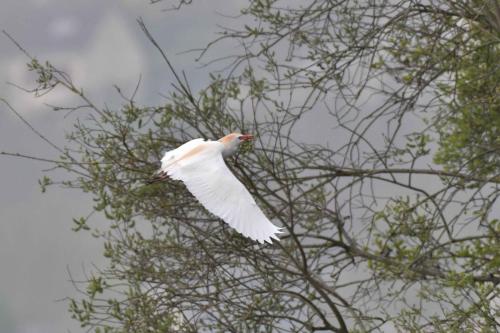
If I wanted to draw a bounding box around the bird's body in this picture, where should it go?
[151,133,282,244]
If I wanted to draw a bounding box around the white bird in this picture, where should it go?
[149,133,282,244]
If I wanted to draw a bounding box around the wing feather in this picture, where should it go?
[160,138,205,170]
[162,142,281,243]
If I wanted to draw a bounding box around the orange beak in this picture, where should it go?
[239,134,254,142]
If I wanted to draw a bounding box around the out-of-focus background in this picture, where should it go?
[0,1,239,331]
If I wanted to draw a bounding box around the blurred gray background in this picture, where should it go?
[0,1,242,331]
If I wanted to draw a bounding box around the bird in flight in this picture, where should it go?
[149,133,282,244]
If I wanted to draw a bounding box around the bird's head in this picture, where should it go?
[219,132,254,157]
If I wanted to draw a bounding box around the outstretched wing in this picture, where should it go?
[163,143,282,244]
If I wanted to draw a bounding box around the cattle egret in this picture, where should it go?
[149,133,282,244]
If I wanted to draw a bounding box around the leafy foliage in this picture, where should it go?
[435,29,500,179]
[8,0,500,332]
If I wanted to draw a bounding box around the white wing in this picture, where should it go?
[160,138,205,170]
[162,141,282,244]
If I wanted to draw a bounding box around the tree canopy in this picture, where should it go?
[5,0,500,332]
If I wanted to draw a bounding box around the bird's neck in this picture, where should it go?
[221,142,238,158]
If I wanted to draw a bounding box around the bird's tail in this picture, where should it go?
[145,169,169,184]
